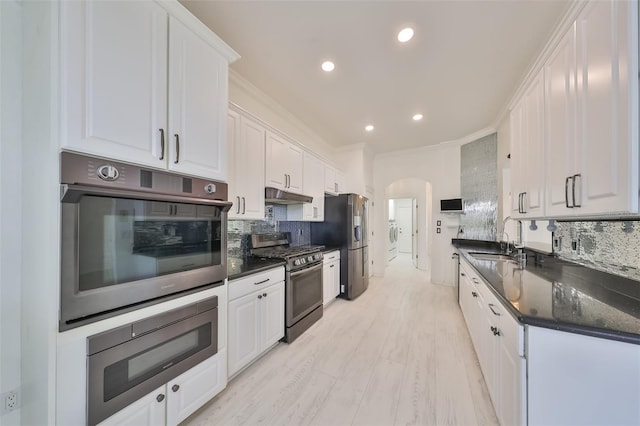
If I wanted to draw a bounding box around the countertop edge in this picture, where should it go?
[228,260,286,281]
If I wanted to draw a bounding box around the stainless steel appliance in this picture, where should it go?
[251,232,323,342]
[60,152,232,330]
[87,296,218,425]
[311,193,369,300]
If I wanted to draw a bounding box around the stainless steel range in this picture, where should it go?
[251,233,323,342]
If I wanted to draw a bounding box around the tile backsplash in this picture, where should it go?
[227,205,311,257]
[554,220,640,281]
[460,133,498,241]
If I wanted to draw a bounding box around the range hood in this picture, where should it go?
[265,187,313,204]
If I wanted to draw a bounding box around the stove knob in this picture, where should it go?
[301,258,306,264]
[294,259,301,266]
[308,255,314,263]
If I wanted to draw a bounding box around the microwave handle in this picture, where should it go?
[60,184,233,211]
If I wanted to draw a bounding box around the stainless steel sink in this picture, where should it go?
[469,252,515,262]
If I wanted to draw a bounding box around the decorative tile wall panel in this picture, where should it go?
[555,221,640,281]
[460,133,497,241]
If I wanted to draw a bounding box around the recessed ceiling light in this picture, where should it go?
[397,27,414,43]
[321,60,335,72]
[413,113,423,121]
[365,125,374,132]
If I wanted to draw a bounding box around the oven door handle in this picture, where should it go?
[60,184,233,211]
[289,262,323,277]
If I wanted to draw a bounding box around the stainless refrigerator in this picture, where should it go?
[310,193,369,300]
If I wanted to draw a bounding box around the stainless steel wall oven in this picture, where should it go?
[60,152,231,330]
[87,296,218,425]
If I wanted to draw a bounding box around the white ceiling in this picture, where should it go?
[180,0,570,154]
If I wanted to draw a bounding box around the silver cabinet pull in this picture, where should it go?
[156,394,165,403]
[572,173,582,207]
[488,303,501,316]
[171,384,180,393]
[522,192,527,213]
[174,134,180,164]
[565,176,573,208]
[334,182,338,193]
[236,196,240,214]
[242,196,246,214]
[254,278,270,285]
[159,129,165,160]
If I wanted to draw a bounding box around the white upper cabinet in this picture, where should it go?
[544,24,577,217]
[265,131,304,194]
[288,151,325,221]
[324,165,346,195]
[544,0,638,217]
[227,108,266,220]
[60,0,238,181]
[510,70,545,218]
[167,16,228,181]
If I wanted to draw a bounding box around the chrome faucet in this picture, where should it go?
[501,216,526,267]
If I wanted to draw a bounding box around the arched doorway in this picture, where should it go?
[384,178,432,278]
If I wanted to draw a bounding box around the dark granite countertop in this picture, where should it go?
[322,246,341,254]
[452,239,640,345]
[228,256,286,281]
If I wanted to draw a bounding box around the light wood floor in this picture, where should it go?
[184,254,498,426]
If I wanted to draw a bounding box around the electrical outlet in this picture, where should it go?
[2,389,19,414]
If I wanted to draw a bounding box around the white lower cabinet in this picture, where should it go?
[98,350,226,426]
[322,251,341,305]
[528,327,640,426]
[459,259,525,426]
[228,267,285,378]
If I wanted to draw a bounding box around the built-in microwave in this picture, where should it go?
[60,152,232,330]
[87,295,218,425]
[440,198,464,213]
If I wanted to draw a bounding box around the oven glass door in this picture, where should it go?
[76,196,222,291]
[61,192,228,327]
[287,262,323,325]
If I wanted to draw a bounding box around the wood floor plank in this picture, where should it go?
[308,379,365,426]
[351,358,406,426]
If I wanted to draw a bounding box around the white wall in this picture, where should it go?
[374,143,461,285]
[1,1,23,424]
[20,2,59,424]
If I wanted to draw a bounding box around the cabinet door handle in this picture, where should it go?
[334,182,338,193]
[263,292,267,297]
[471,291,478,298]
[236,196,240,214]
[254,278,270,285]
[572,173,582,208]
[460,272,466,276]
[522,192,527,213]
[329,264,335,268]
[472,278,479,284]
[159,129,165,160]
[258,294,263,299]
[488,303,501,316]
[174,134,180,164]
[565,176,573,208]
[156,393,165,403]
[242,197,246,214]
[171,384,180,393]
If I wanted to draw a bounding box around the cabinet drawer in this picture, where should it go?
[323,250,340,262]
[229,267,284,300]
